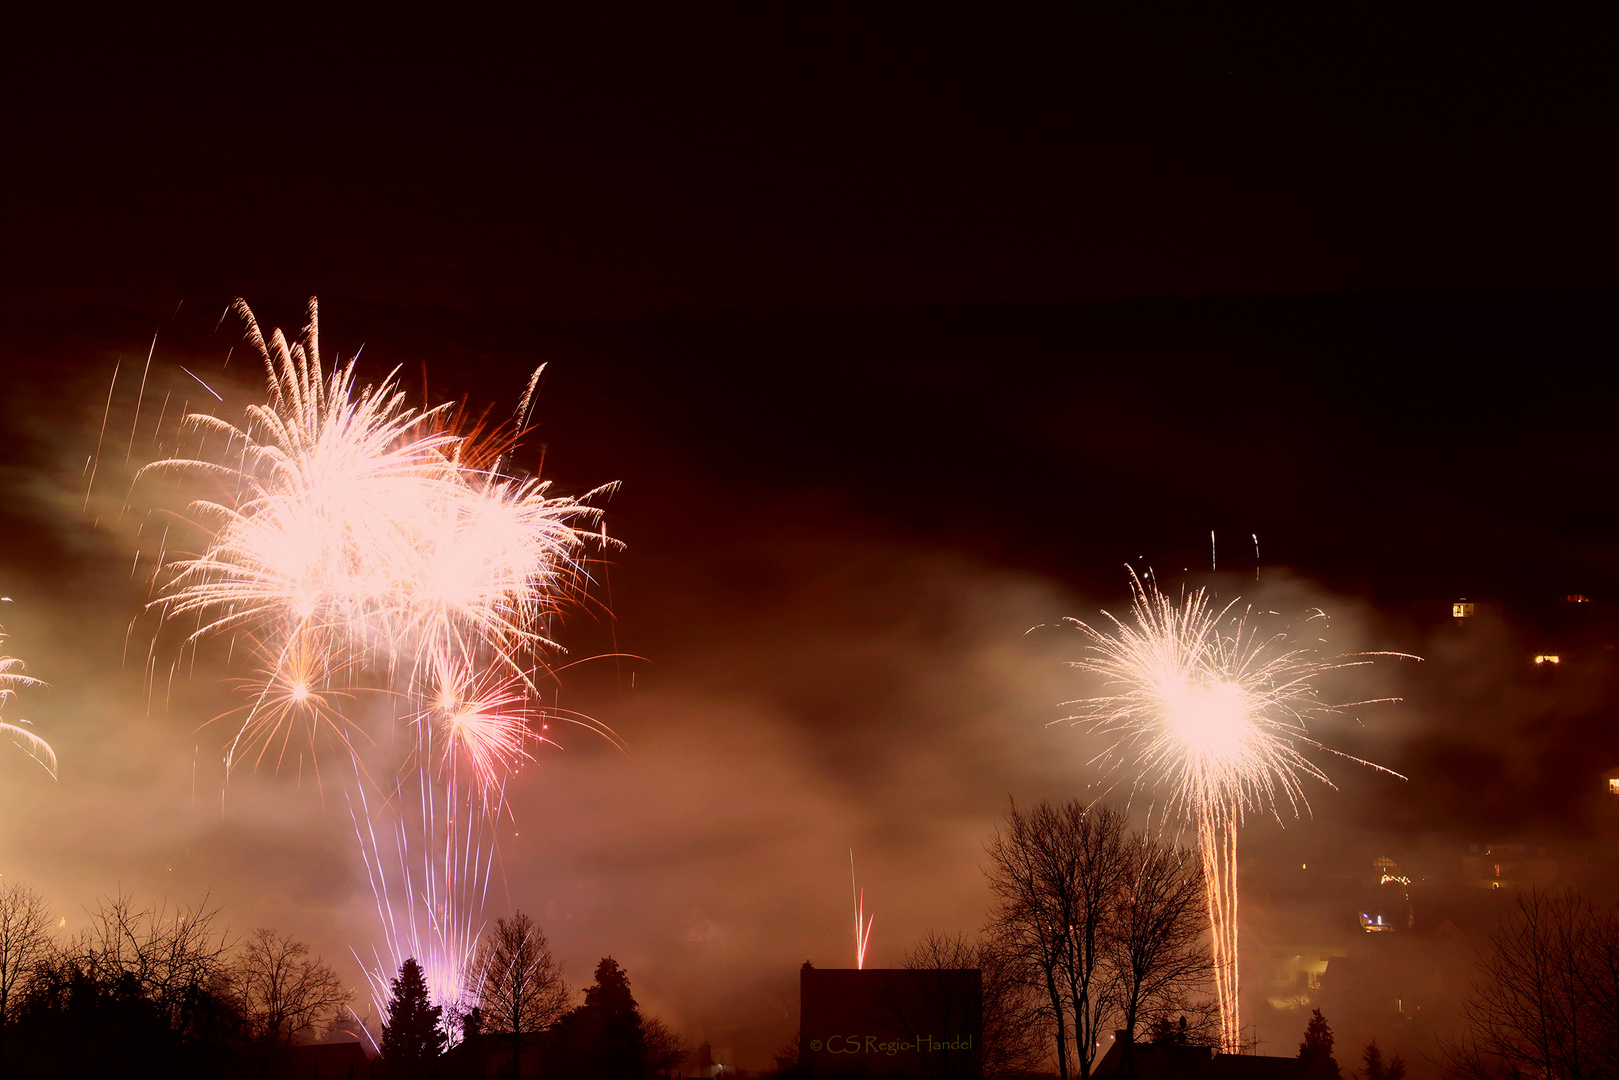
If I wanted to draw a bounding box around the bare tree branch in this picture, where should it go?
[903,931,1049,1080]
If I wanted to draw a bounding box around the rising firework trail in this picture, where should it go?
[1061,571,1406,1052]
[137,298,617,1018]
[850,849,873,969]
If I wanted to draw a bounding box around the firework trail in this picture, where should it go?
[850,849,873,970]
[1061,570,1405,1052]
[0,625,55,777]
[138,298,616,1018]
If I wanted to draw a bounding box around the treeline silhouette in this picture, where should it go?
[406,911,689,1080]
[0,883,351,1079]
[0,882,693,1080]
[0,880,705,1080]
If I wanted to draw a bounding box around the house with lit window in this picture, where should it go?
[1460,843,1557,890]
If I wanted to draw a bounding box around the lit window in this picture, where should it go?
[1453,602,1475,618]
[1607,779,1619,796]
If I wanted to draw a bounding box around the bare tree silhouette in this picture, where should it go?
[1443,889,1619,1080]
[235,927,350,1047]
[986,800,1130,1080]
[1107,831,1209,1050]
[0,882,52,1071]
[472,911,571,1078]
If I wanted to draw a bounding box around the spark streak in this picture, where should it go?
[84,359,120,512]
[176,364,224,401]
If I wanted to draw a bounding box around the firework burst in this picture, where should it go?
[219,630,362,775]
[137,298,616,1018]
[1062,570,1406,1052]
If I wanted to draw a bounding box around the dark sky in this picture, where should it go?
[6,9,1619,314]
[3,8,1619,1071]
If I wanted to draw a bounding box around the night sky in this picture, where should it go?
[2,8,1619,1071]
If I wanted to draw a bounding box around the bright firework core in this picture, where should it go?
[1163,679,1248,761]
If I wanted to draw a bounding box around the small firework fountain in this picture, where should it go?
[1062,571,1405,1052]
[138,299,616,1020]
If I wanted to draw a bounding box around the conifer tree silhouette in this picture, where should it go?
[381,958,446,1075]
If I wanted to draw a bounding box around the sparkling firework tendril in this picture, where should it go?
[220,631,363,776]
[419,654,538,809]
[1061,570,1407,1053]
[137,298,617,1019]
[0,627,55,777]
